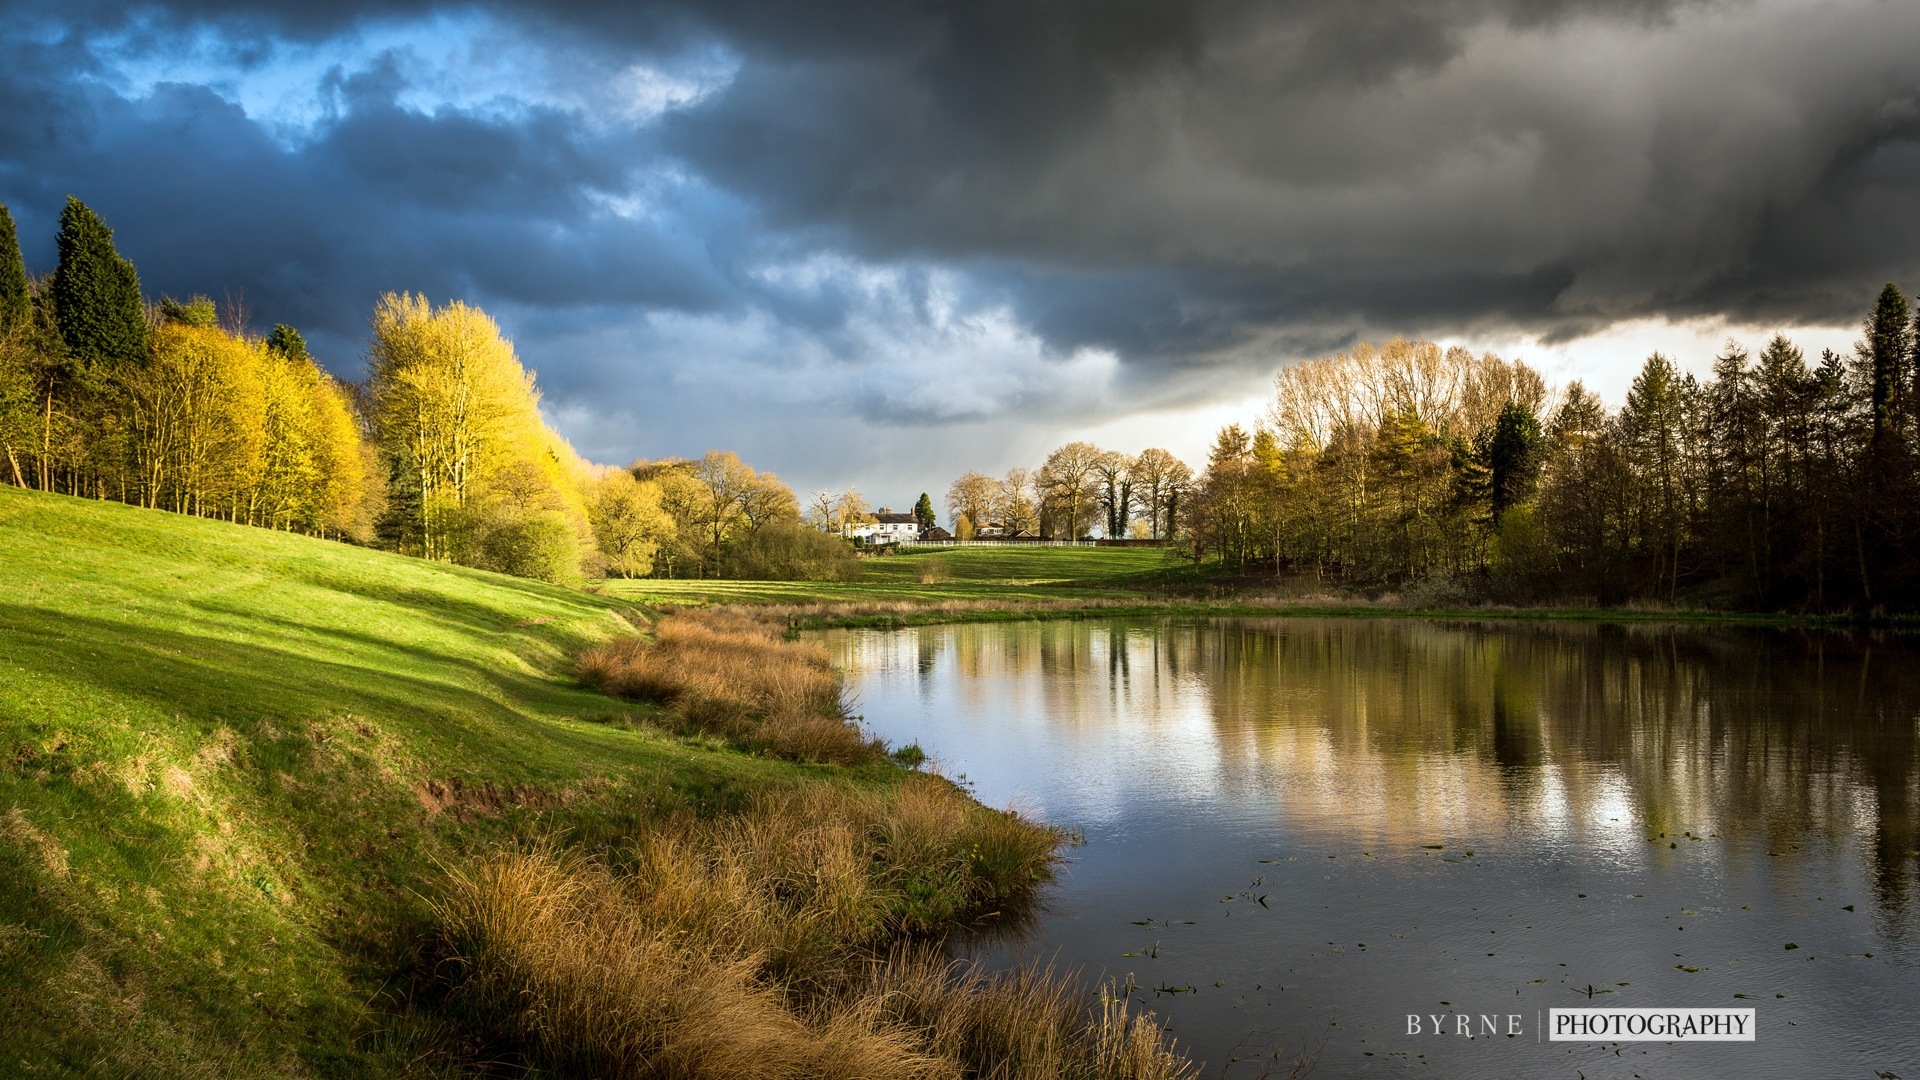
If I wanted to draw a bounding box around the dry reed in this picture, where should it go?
[864,947,1196,1080]
[578,610,883,764]
[435,777,1192,1079]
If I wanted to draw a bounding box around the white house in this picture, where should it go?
[844,508,922,544]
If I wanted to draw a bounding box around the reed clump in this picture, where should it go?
[866,948,1196,1080]
[436,776,1190,1079]
[578,610,882,764]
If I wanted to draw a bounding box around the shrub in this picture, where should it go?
[472,512,582,585]
[721,522,860,582]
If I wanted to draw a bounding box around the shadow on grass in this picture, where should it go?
[1,602,703,787]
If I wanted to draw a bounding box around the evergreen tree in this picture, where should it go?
[1619,353,1691,599]
[266,323,310,362]
[912,491,935,532]
[1482,400,1543,525]
[0,204,28,334]
[1863,282,1910,443]
[51,197,146,369]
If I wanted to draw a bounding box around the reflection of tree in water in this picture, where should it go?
[1179,619,1920,921]
[829,618,1920,910]
[831,619,1919,918]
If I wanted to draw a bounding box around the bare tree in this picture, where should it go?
[832,484,869,535]
[1130,447,1190,539]
[806,489,836,532]
[220,287,252,338]
[945,470,999,533]
[997,466,1039,533]
[1038,441,1104,539]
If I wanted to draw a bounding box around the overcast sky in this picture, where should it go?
[3,0,1917,502]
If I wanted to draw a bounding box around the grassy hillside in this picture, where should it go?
[0,486,846,1076]
[606,544,1207,606]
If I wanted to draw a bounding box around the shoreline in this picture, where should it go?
[676,595,1908,633]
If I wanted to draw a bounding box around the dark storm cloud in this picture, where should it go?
[632,0,1920,358]
[0,29,743,367]
[2,0,1918,474]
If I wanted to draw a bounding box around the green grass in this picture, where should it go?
[0,486,876,1077]
[607,544,1865,630]
[607,544,1208,606]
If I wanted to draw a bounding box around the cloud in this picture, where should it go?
[1,0,1917,495]
[659,0,1920,349]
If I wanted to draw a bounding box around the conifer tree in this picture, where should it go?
[912,492,935,532]
[266,324,310,362]
[51,196,146,369]
[1483,400,1543,525]
[1864,282,1910,442]
[0,204,28,334]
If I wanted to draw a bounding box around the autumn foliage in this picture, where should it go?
[0,197,835,585]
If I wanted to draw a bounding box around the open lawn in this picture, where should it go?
[0,486,866,1077]
[603,543,1849,629]
[605,543,1208,606]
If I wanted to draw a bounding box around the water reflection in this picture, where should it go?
[824,618,1920,1078]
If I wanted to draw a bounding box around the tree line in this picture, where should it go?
[1181,298,1920,611]
[0,197,844,583]
[899,444,1194,542]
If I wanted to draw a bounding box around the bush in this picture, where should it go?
[470,512,582,585]
[721,522,860,581]
[1393,572,1476,609]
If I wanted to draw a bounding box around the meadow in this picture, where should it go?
[604,544,1207,607]
[604,543,1832,629]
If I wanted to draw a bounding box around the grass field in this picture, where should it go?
[0,486,875,1077]
[605,544,1208,606]
[600,543,1837,628]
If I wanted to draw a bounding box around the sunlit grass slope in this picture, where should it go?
[0,486,829,1077]
[607,544,1206,606]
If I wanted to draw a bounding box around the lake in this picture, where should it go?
[820,617,1920,1079]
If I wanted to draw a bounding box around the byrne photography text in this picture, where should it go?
[1407,1008,1757,1043]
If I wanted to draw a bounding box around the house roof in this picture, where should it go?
[872,513,919,524]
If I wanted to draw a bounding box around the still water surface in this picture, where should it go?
[821,618,1920,1079]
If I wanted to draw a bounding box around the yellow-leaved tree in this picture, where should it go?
[587,469,671,577]
[365,293,590,580]
[124,323,266,517]
[246,346,380,538]
[305,371,382,541]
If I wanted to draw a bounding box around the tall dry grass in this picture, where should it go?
[865,948,1195,1080]
[578,610,882,763]
[436,776,1191,1080]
